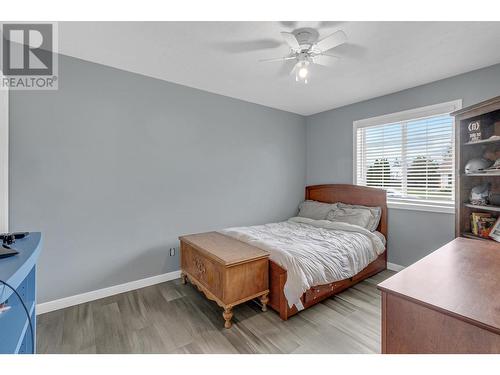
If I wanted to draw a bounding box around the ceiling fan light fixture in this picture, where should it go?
[298,66,308,78]
[295,61,309,84]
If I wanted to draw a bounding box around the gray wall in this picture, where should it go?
[306,63,500,266]
[9,55,306,303]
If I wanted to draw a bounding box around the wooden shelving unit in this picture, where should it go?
[463,203,500,212]
[464,172,500,177]
[463,137,500,146]
[462,232,492,241]
[451,96,500,243]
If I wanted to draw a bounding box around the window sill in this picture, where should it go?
[387,200,455,214]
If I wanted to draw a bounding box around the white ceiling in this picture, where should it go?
[59,22,500,116]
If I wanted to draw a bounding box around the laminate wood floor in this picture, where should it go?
[37,270,395,354]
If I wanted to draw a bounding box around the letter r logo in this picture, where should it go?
[2,23,53,76]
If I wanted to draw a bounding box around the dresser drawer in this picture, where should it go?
[180,242,223,299]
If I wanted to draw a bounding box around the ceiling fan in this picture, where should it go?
[260,27,347,84]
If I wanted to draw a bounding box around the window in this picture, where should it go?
[354,100,461,213]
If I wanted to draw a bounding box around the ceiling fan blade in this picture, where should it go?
[313,54,339,67]
[280,32,300,52]
[215,39,283,53]
[314,30,347,52]
[259,56,296,63]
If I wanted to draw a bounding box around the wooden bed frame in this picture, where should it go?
[267,184,388,320]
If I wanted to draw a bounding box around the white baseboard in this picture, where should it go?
[387,262,405,272]
[37,270,181,315]
[38,262,404,315]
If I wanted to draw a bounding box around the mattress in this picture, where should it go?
[220,217,385,310]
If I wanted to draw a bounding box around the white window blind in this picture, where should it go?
[354,103,458,212]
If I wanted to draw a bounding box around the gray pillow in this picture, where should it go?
[326,207,373,228]
[298,200,337,220]
[336,203,382,231]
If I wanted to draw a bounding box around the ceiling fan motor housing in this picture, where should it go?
[292,28,319,51]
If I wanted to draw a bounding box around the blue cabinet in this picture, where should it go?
[0,233,42,354]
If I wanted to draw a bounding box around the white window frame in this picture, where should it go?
[353,100,462,214]
[0,83,8,233]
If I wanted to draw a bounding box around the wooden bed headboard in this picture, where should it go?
[305,184,388,239]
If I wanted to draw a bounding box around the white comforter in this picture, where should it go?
[220,217,385,310]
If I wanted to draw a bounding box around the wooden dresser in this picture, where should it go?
[378,237,500,353]
[179,232,269,328]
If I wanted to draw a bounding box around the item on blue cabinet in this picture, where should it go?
[0,245,19,259]
[0,232,29,245]
[0,232,27,258]
[469,183,491,206]
[464,158,493,174]
[0,303,12,313]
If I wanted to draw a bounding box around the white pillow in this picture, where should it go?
[336,203,382,231]
[298,200,337,220]
[326,207,372,228]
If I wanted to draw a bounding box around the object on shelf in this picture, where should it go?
[479,217,496,238]
[489,192,500,207]
[467,120,482,142]
[483,148,500,161]
[466,119,493,142]
[495,121,500,137]
[471,212,496,238]
[489,217,500,242]
[465,158,493,174]
[483,158,500,173]
[470,183,491,206]
[471,212,488,235]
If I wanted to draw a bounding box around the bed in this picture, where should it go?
[222,184,387,320]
